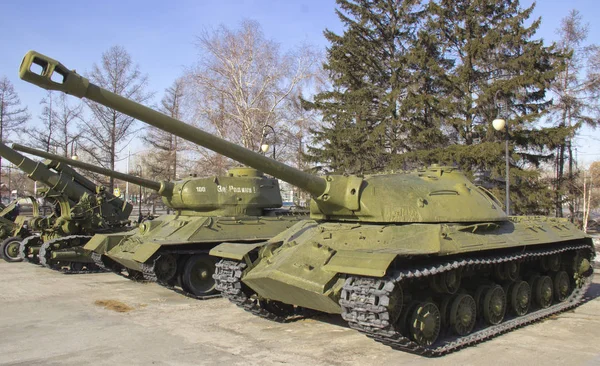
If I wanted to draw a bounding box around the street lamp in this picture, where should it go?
[70,140,78,160]
[260,125,277,160]
[492,96,510,215]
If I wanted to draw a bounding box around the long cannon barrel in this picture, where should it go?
[18,51,328,199]
[13,144,170,194]
[0,141,89,201]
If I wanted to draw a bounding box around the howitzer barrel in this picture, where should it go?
[13,144,167,194]
[19,51,328,198]
[0,141,89,201]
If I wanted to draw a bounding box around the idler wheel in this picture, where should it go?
[182,255,217,296]
[573,251,592,277]
[408,302,441,347]
[509,280,531,316]
[0,236,24,262]
[482,285,506,325]
[533,275,553,308]
[154,254,178,283]
[553,271,571,302]
[449,294,477,336]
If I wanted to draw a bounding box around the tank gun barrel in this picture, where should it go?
[0,141,89,201]
[12,144,170,194]
[19,51,328,198]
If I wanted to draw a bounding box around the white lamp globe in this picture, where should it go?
[261,144,270,153]
[492,118,506,131]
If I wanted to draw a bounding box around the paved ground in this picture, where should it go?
[1,262,600,366]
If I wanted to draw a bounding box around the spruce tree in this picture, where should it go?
[394,0,566,214]
[306,0,426,174]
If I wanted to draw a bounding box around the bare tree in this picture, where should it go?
[0,76,30,191]
[186,20,321,172]
[24,91,83,156]
[80,45,153,190]
[550,10,600,218]
[141,78,189,181]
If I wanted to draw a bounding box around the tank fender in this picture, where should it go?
[323,250,397,277]
[84,233,132,254]
[210,242,268,261]
[132,242,162,263]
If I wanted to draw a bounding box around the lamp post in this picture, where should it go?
[136,164,142,222]
[260,124,277,160]
[69,140,78,160]
[492,110,510,215]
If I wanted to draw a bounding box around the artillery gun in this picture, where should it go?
[0,141,132,272]
[13,144,306,298]
[0,197,40,262]
[19,50,595,355]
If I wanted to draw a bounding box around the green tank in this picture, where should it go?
[13,142,306,298]
[0,141,132,272]
[19,50,595,355]
[0,197,39,262]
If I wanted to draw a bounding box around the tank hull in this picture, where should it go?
[85,212,306,297]
[213,217,594,355]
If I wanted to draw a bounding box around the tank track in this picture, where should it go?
[214,259,312,321]
[340,242,594,357]
[19,234,40,263]
[38,235,105,274]
[141,256,221,300]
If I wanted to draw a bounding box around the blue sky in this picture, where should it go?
[1,0,599,168]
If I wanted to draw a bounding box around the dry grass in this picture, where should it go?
[94,299,135,313]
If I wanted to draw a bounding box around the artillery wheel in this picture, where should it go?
[482,285,506,325]
[0,236,23,262]
[449,294,476,336]
[553,271,571,302]
[181,255,217,296]
[154,254,178,283]
[408,302,441,347]
[533,275,553,308]
[509,280,530,316]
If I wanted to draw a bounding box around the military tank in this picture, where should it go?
[0,197,39,262]
[0,141,132,272]
[19,50,595,355]
[13,141,306,298]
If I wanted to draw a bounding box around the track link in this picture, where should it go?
[340,242,594,356]
[19,235,40,263]
[38,235,105,274]
[214,259,310,321]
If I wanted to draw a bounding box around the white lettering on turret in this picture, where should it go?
[214,185,255,194]
[195,186,207,193]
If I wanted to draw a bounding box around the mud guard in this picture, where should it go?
[84,233,130,254]
[324,250,397,277]
[132,242,162,263]
[210,242,267,261]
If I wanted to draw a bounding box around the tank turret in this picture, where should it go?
[13,144,282,216]
[19,50,505,223]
